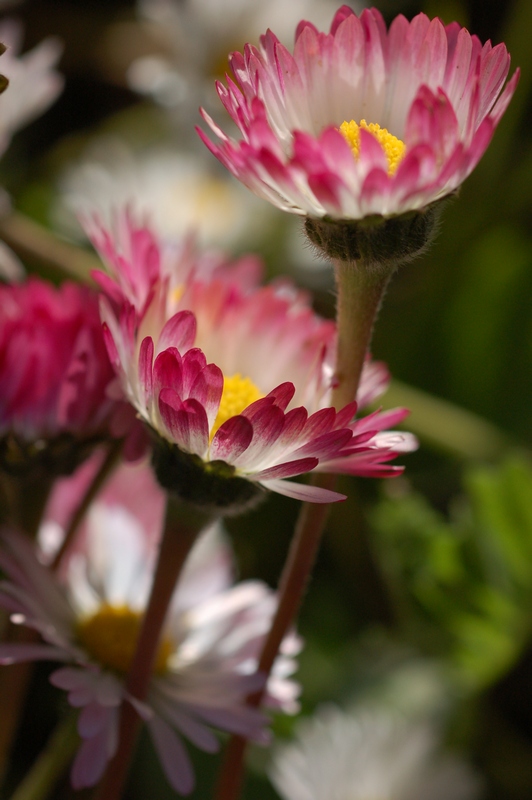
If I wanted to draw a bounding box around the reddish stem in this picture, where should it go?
[95,503,208,800]
[214,260,392,800]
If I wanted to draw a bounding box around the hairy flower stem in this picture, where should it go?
[215,259,392,800]
[332,260,392,409]
[95,500,212,800]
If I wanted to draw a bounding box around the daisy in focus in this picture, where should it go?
[86,211,417,508]
[0,463,300,794]
[198,6,519,224]
[270,705,481,800]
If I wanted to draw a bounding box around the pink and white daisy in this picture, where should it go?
[198,5,519,222]
[0,277,139,471]
[0,469,300,794]
[87,212,417,507]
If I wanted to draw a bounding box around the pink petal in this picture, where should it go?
[157,310,196,354]
[0,644,68,664]
[210,414,253,461]
[265,382,296,410]
[153,348,183,398]
[159,392,209,454]
[189,363,224,430]
[71,722,116,789]
[147,715,195,795]
[78,702,111,738]
[253,457,319,481]
[138,336,154,407]
[261,478,346,503]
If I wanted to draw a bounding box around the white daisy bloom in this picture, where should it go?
[54,137,273,252]
[270,705,481,800]
[0,492,300,794]
[0,19,63,156]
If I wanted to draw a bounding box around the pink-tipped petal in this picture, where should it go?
[261,478,346,503]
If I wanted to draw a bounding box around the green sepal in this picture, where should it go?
[151,434,266,516]
[304,198,449,272]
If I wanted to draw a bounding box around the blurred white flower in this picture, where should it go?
[270,705,481,800]
[0,463,301,794]
[128,0,363,121]
[0,19,63,156]
[0,19,63,279]
[54,136,275,251]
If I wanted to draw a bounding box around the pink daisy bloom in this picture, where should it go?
[0,277,139,473]
[0,469,300,794]
[87,213,417,508]
[198,6,519,223]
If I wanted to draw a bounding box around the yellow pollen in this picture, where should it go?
[77,604,172,675]
[171,284,184,304]
[211,373,263,440]
[339,119,406,175]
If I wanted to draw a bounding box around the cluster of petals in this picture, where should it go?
[198,5,519,220]
[270,704,481,800]
[87,212,417,503]
[0,462,300,794]
[0,277,128,444]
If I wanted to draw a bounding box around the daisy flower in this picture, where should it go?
[0,21,63,279]
[0,277,138,475]
[270,705,481,800]
[198,5,518,256]
[127,0,361,123]
[54,138,275,253]
[86,212,417,509]
[0,471,300,794]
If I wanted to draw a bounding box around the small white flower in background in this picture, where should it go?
[0,19,63,156]
[0,463,300,794]
[128,0,362,120]
[270,705,481,800]
[0,19,63,280]
[54,136,275,252]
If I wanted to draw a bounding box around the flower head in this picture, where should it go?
[87,212,416,509]
[270,705,481,800]
[0,277,137,474]
[0,463,300,794]
[198,7,518,230]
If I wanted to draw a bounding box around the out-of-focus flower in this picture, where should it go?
[0,468,300,794]
[270,705,481,800]
[128,0,361,121]
[39,452,166,564]
[0,21,63,279]
[198,6,518,226]
[0,19,63,157]
[0,277,138,475]
[54,137,276,253]
[86,212,416,509]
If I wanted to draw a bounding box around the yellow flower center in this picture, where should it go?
[211,373,264,440]
[339,119,406,175]
[171,284,184,304]
[77,604,173,675]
